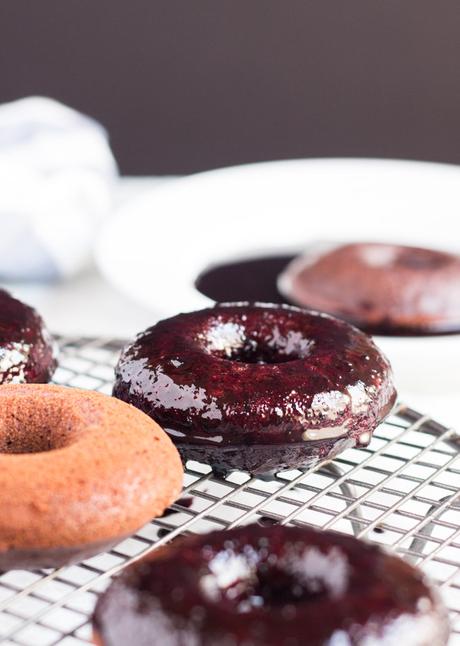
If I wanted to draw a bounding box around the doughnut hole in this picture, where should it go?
[202,319,314,364]
[222,343,302,364]
[0,398,81,454]
[200,549,342,614]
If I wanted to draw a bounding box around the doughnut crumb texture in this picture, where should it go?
[93,524,449,646]
[0,384,183,570]
[113,303,396,475]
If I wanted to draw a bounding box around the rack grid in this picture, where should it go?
[0,335,459,645]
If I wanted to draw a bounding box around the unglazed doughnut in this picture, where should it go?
[113,303,396,476]
[93,524,449,646]
[279,242,460,335]
[0,289,56,382]
[0,384,183,570]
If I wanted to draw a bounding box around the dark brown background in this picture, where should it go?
[1,1,460,174]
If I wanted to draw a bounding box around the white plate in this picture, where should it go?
[96,158,460,422]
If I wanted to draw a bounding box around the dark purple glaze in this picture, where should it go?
[0,289,56,384]
[113,303,396,475]
[195,254,295,304]
[160,497,194,518]
[93,525,448,646]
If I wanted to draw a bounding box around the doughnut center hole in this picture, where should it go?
[225,345,300,365]
[204,554,328,613]
[0,403,77,454]
[235,567,327,610]
[205,321,313,364]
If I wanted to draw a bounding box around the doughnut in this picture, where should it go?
[0,289,56,383]
[93,524,449,646]
[113,303,396,476]
[278,242,460,335]
[0,384,183,570]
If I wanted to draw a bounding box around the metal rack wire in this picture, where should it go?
[0,335,459,645]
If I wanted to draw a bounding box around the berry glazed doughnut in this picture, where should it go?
[113,303,396,476]
[93,524,449,646]
[279,242,460,335]
[0,289,56,382]
[0,384,183,570]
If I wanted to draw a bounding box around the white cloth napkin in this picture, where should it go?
[0,96,118,280]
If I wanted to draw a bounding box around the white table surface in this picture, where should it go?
[3,176,458,431]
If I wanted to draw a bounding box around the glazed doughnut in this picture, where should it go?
[93,524,449,646]
[0,384,183,570]
[113,303,396,476]
[279,242,460,335]
[0,289,56,383]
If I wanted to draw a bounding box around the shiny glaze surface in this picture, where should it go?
[113,304,396,474]
[93,525,448,646]
[0,289,56,383]
[280,243,460,335]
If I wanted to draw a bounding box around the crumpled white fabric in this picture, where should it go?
[0,96,118,280]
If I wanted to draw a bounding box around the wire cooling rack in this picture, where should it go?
[1,335,460,645]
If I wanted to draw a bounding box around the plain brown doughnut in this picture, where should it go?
[0,384,183,570]
[279,242,460,335]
